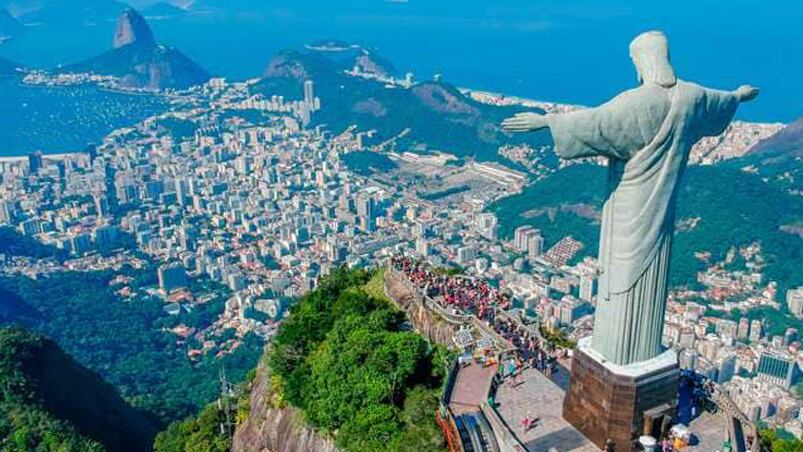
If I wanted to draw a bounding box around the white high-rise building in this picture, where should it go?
[787,287,803,318]
[749,319,763,343]
[303,80,315,105]
[514,225,535,252]
[475,213,498,241]
[527,232,544,261]
[579,274,596,302]
[416,238,429,257]
[457,246,475,266]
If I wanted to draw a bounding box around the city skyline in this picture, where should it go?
[1,3,802,452]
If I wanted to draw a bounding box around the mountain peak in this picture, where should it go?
[113,8,155,49]
[69,8,210,90]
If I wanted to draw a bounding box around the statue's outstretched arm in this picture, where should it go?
[501,112,549,133]
[696,84,758,138]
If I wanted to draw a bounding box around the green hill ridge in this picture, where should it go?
[488,164,803,293]
[0,326,158,451]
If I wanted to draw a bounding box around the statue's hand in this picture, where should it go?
[501,112,549,133]
[736,85,760,102]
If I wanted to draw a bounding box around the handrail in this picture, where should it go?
[472,317,516,353]
[481,366,529,452]
[711,384,762,452]
[387,262,534,452]
[497,309,542,342]
[424,295,474,325]
[441,359,461,408]
[475,409,502,452]
[480,401,529,452]
[388,266,474,325]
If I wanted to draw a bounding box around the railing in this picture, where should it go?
[481,367,529,452]
[436,409,462,452]
[441,358,461,408]
[497,309,542,342]
[424,294,475,325]
[387,266,474,325]
[479,401,528,452]
[472,316,516,353]
[439,358,468,452]
[711,384,762,452]
[475,409,502,452]
[387,262,535,452]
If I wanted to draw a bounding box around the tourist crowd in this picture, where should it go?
[391,255,557,374]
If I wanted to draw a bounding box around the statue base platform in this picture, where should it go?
[562,337,679,451]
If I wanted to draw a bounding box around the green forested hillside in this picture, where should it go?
[256,47,550,167]
[0,326,157,451]
[0,269,262,426]
[488,164,803,292]
[153,402,234,452]
[0,226,66,260]
[266,267,447,452]
[341,150,398,176]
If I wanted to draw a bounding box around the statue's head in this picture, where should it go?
[630,31,677,88]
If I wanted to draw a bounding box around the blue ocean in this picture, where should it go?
[0,78,166,155]
[1,0,801,156]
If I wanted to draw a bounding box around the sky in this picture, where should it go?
[2,0,802,122]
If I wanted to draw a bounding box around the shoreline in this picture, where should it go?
[0,152,80,163]
[0,77,785,161]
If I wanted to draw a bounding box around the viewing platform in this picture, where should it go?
[384,261,740,452]
[496,366,595,451]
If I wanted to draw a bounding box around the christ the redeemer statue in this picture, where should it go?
[502,31,759,366]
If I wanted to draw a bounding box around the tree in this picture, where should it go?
[265,268,447,452]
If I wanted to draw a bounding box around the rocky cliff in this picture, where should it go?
[232,360,336,452]
[232,269,453,452]
[113,8,155,49]
[384,269,459,347]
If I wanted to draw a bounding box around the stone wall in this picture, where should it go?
[384,268,461,347]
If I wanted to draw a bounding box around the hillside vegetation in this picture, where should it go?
[0,268,262,426]
[488,164,803,292]
[266,267,448,452]
[0,326,158,451]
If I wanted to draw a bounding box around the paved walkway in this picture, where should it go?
[685,411,729,451]
[449,362,497,415]
[496,367,597,452]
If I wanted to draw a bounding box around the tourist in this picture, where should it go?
[391,254,564,375]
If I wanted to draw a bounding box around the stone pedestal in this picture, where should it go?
[562,337,679,451]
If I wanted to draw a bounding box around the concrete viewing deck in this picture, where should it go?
[494,362,731,452]
[385,266,729,451]
[495,365,597,452]
[449,362,497,416]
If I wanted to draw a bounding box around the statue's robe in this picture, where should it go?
[547,80,740,365]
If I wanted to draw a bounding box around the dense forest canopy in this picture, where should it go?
[267,267,448,452]
[0,267,262,426]
[0,326,157,451]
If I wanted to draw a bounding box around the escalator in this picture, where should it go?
[455,412,499,452]
[454,414,475,452]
